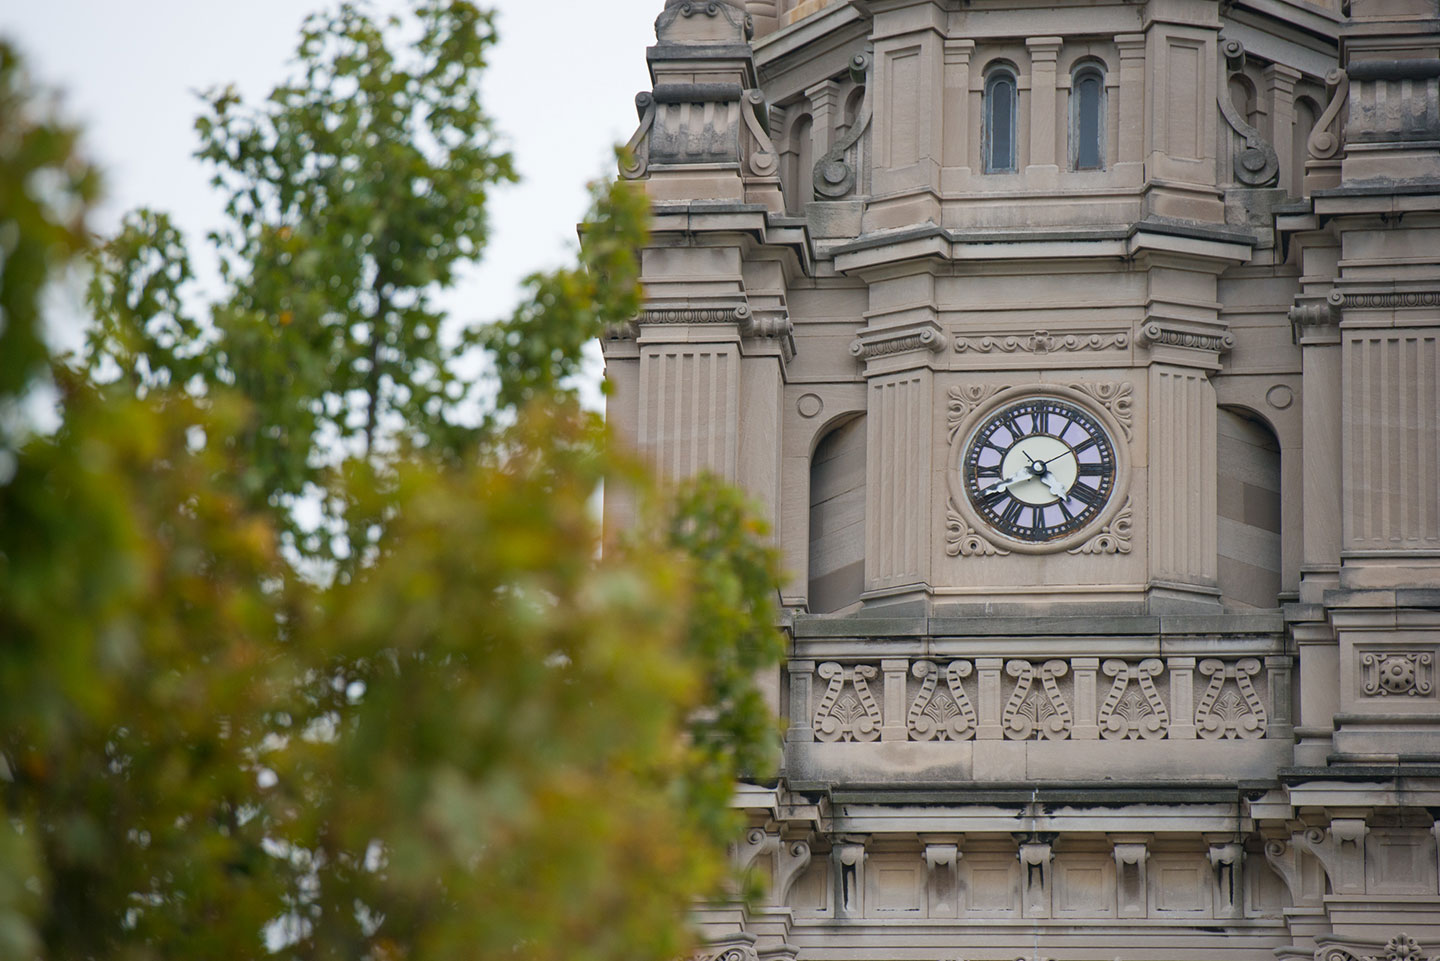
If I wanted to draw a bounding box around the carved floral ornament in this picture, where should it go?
[1321,935,1440,961]
[1360,652,1435,698]
[943,383,1133,556]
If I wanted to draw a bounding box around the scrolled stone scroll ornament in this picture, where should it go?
[1307,68,1350,161]
[621,92,656,180]
[1068,499,1132,555]
[741,90,780,178]
[702,946,760,961]
[813,54,871,199]
[945,500,1011,557]
[1218,38,1279,186]
[661,0,755,39]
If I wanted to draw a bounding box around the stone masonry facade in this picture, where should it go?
[601,1,1440,959]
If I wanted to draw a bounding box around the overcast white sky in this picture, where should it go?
[2,0,664,401]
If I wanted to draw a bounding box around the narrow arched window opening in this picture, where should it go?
[983,68,1018,174]
[1071,65,1105,170]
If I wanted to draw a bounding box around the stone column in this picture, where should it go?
[787,660,816,742]
[1264,63,1302,196]
[1026,37,1063,183]
[1291,295,1342,602]
[976,656,1005,739]
[1265,654,1294,739]
[942,39,976,173]
[1167,656,1197,739]
[882,658,910,741]
[1114,34,1147,170]
[1071,657,1100,739]
[804,79,841,163]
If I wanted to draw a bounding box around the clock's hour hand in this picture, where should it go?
[1041,473,1069,499]
[984,464,1030,497]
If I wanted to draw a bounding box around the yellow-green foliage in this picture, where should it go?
[0,6,785,958]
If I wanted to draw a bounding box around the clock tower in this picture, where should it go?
[603,1,1440,959]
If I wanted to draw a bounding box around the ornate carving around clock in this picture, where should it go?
[945,500,1011,557]
[1068,381,1133,440]
[962,397,1118,543]
[953,329,1129,354]
[946,384,1010,443]
[1068,499,1133,555]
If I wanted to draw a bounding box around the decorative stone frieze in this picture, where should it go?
[953,329,1129,355]
[801,654,1286,744]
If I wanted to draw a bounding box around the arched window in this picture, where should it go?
[1071,64,1105,170]
[983,67,1018,173]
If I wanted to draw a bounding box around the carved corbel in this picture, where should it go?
[833,841,867,918]
[924,841,962,917]
[1264,831,1326,907]
[1111,837,1149,918]
[1218,38,1279,187]
[736,827,780,875]
[813,54,871,200]
[772,839,812,906]
[1207,839,1245,919]
[1017,840,1054,918]
[1296,818,1369,895]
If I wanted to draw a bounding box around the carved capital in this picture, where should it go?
[849,325,946,361]
[1139,322,1235,354]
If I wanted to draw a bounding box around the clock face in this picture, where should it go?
[962,397,1117,543]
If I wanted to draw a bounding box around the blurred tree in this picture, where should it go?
[0,5,785,961]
